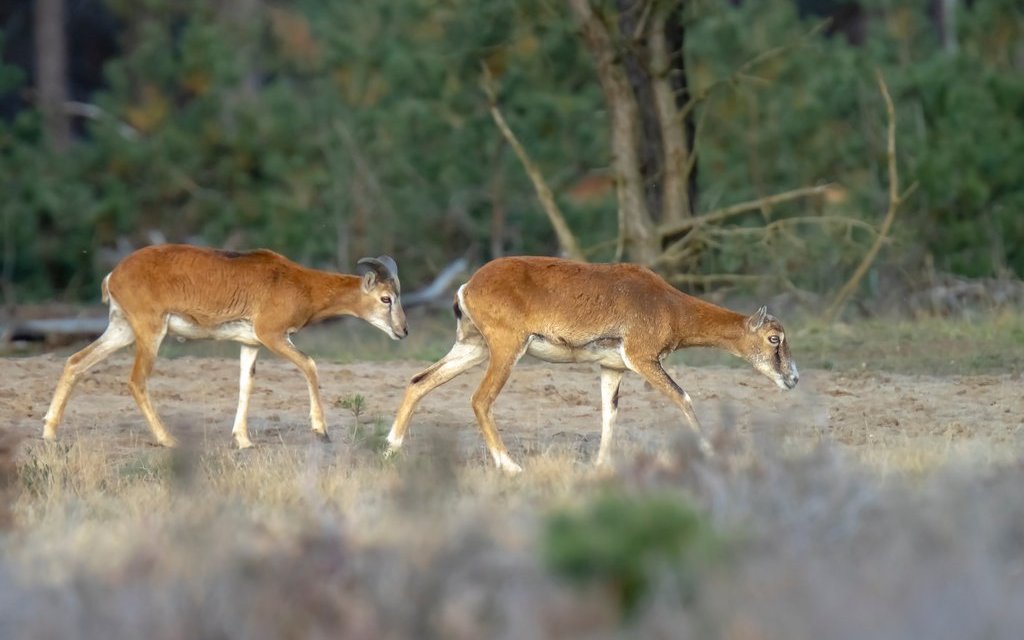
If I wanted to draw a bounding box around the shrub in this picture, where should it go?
[542,491,722,617]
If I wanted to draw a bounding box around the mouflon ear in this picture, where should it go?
[359,270,377,293]
[356,256,400,292]
[745,305,769,331]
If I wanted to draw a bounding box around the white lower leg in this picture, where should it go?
[309,397,326,436]
[43,374,76,439]
[231,345,259,448]
[595,367,623,467]
[682,395,714,456]
[384,432,403,452]
[299,360,327,436]
[491,449,523,474]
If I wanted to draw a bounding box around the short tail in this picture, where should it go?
[101,274,111,304]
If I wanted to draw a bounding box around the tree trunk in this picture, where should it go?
[615,0,663,223]
[568,0,658,264]
[930,0,959,54]
[34,0,71,151]
[663,2,698,215]
[649,2,691,225]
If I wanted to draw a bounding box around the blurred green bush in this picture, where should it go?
[542,491,721,616]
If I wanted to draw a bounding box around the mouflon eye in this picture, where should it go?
[380,296,392,305]
[768,335,781,345]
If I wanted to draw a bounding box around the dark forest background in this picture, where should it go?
[1,0,1021,313]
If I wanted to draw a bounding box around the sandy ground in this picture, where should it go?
[2,354,1022,469]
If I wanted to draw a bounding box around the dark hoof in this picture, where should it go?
[314,431,331,443]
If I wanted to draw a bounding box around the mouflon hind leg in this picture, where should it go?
[43,308,135,441]
[385,336,488,456]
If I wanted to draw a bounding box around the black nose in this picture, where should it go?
[400,326,409,338]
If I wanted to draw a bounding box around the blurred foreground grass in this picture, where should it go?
[3,430,1023,639]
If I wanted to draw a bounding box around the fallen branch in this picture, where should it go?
[824,71,917,322]
[1,317,108,343]
[401,258,470,308]
[480,65,586,262]
[64,101,138,139]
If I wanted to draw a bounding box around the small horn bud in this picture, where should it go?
[746,305,768,331]
[356,256,401,292]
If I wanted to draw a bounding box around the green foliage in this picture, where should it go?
[688,0,1024,283]
[336,393,367,421]
[906,55,1024,276]
[336,394,392,453]
[350,419,391,455]
[2,0,1022,301]
[542,492,721,616]
[2,0,613,301]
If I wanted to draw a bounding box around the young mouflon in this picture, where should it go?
[43,244,407,448]
[384,256,798,473]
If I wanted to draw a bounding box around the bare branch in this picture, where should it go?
[581,237,619,258]
[481,66,585,262]
[705,215,882,238]
[653,241,703,269]
[63,101,138,139]
[630,0,654,41]
[658,184,833,238]
[402,258,470,308]
[657,212,873,273]
[824,71,916,322]
[667,273,773,286]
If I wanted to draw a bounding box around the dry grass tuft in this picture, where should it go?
[0,428,21,530]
